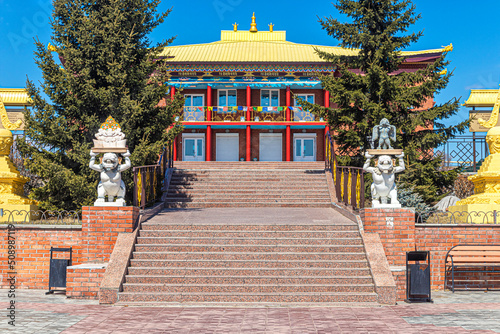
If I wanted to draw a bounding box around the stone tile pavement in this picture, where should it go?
[1,289,500,333]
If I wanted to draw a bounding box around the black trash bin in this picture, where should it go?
[46,247,72,294]
[405,251,432,303]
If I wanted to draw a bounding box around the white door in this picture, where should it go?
[182,134,205,161]
[294,134,316,161]
[216,133,239,161]
[259,133,282,161]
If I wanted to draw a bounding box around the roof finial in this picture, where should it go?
[250,12,258,32]
[233,22,238,32]
[269,23,274,32]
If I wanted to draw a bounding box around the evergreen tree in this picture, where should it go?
[19,0,183,211]
[303,0,468,203]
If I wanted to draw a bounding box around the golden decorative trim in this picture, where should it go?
[478,87,500,129]
[137,171,142,205]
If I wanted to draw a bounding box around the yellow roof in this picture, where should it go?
[0,89,32,106]
[463,89,500,107]
[161,30,448,63]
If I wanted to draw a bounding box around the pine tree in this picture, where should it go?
[19,0,183,211]
[304,0,468,204]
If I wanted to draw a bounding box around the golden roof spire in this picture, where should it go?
[233,22,238,32]
[250,13,258,32]
[269,23,274,32]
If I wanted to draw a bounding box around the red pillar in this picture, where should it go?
[173,137,178,161]
[324,89,330,134]
[286,86,291,161]
[246,85,252,161]
[246,86,251,121]
[171,87,177,161]
[206,86,212,161]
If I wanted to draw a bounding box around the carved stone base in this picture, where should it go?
[93,199,126,207]
[372,203,402,209]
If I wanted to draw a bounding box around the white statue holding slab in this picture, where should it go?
[364,119,405,208]
[89,116,131,206]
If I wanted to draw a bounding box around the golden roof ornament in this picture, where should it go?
[250,13,258,32]
[269,23,274,32]
[101,116,121,131]
[443,43,453,52]
[47,43,58,52]
[233,22,238,32]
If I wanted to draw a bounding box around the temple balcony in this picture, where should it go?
[178,106,322,123]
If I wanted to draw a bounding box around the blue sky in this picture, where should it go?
[1,0,500,129]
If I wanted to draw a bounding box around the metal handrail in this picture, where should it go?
[133,144,173,209]
[325,133,365,210]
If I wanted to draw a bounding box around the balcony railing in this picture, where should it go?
[179,106,320,123]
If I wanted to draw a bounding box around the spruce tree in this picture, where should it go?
[305,0,468,203]
[19,0,183,211]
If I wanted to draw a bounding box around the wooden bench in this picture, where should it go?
[445,244,500,292]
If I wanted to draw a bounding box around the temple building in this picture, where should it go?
[162,14,449,162]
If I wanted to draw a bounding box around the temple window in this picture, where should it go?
[218,89,237,106]
[261,89,280,107]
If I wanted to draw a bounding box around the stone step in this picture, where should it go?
[135,237,362,246]
[121,283,374,293]
[124,275,375,285]
[138,230,361,238]
[126,267,371,277]
[129,259,368,269]
[117,292,378,303]
[163,202,332,208]
[164,197,331,203]
[139,223,358,231]
[134,243,363,253]
[131,251,367,261]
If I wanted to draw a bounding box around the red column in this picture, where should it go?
[246,85,251,161]
[207,86,212,161]
[324,89,330,138]
[173,137,178,161]
[207,86,212,121]
[171,87,177,161]
[246,86,251,121]
[286,86,291,122]
[286,86,291,161]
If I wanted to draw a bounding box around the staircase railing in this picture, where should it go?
[133,144,174,209]
[325,133,365,210]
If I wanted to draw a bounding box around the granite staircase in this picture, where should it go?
[118,217,378,306]
[164,162,332,208]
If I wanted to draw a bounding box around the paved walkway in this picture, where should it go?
[2,289,500,333]
[145,208,356,225]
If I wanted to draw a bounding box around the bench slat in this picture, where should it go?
[450,246,500,251]
[449,251,500,257]
[449,257,500,263]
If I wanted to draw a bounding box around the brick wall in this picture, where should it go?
[415,225,500,290]
[361,208,500,300]
[0,226,82,289]
[0,206,139,292]
[66,264,107,299]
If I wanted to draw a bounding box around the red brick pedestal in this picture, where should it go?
[361,208,415,301]
[66,263,107,299]
[81,206,139,263]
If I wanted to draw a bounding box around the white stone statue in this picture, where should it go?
[89,150,131,206]
[363,152,405,208]
[373,118,396,149]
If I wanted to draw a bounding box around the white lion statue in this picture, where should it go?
[89,150,131,206]
[363,152,405,207]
